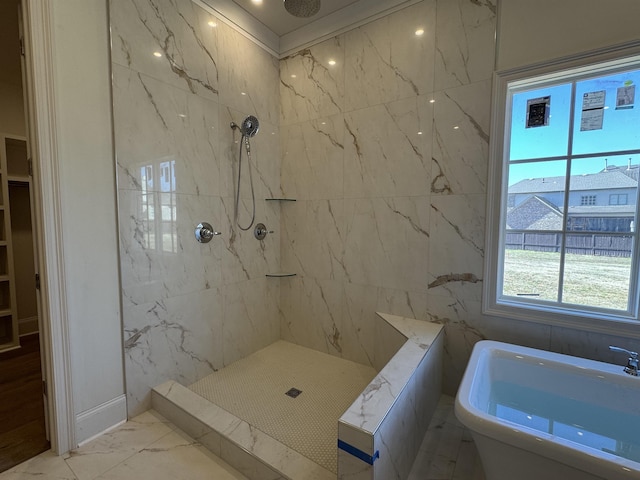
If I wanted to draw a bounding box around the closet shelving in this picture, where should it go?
[0,134,24,351]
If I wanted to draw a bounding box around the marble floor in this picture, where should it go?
[0,396,485,480]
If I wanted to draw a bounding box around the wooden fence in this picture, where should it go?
[505,232,633,257]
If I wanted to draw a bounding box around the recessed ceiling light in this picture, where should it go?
[291,74,297,78]
[252,0,263,4]
[328,59,336,66]
[241,92,247,96]
[453,125,460,130]
[153,51,162,57]
[429,99,435,103]
[417,131,423,135]
[415,28,425,36]
[208,21,217,27]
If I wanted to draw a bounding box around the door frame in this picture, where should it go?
[20,0,75,454]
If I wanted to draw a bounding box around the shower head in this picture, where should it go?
[241,115,259,137]
[284,0,321,18]
[230,115,260,138]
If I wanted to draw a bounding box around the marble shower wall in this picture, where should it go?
[278,0,529,393]
[279,0,496,386]
[280,0,640,395]
[110,0,281,417]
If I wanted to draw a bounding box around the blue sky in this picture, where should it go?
[507,69,640,186]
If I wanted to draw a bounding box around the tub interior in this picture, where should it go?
[471,346,640,464]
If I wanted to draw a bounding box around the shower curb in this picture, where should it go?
[151,380,334,480]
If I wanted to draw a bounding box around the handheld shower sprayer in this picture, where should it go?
[231,115,260,231]
[230,115,259,138]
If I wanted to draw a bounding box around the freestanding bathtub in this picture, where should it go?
[455,340,640,480]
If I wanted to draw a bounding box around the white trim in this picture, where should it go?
[75,394,127,447]
[197,0,421,59]
[279,0,421,58]
[22,0,75,454]
[193,0,279,57]
[483,41,640,339]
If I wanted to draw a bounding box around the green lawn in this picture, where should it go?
[503,249,631,310]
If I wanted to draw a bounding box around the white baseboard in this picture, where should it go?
[75,394,127,447]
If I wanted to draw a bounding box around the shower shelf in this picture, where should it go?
[265,273,297,278]
[265,198,296,202]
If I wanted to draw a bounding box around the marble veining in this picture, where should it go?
[0,396,483,480]
[343,1,436,112]
[434,0,497,90]
[111,0,220,100]
[280,37,345,125]
[338,312,443,480]
[111,0,281,417]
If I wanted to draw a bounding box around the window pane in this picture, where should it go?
[567,155,638,233]
[573,69,640,155]
[506,160,566,230]
[494,55,640,323]
[562,237,632,310]
[502,246,560,302]
[509,84,572,160]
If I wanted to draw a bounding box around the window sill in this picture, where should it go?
[483,299,640,339]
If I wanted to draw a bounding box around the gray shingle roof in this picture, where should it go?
[509,169,638,193]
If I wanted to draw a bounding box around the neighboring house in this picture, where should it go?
[507,163,638,232]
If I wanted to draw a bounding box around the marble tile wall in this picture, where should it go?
[110,0,640,421]
[279,0,499,391]
[280,0,640,396]
[110,0,281,417]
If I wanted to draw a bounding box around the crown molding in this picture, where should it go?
[279,0,421,57]
[194,0,280,56]
[197,0,421,59]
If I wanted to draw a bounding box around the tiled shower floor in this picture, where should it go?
[188,340,377,473]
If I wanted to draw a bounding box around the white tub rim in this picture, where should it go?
[455,340,640,480]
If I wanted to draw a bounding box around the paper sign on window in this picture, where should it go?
[616,84,635,110]
[580,91,605,131]
[526,96,550,128]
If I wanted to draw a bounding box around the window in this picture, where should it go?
[580,195,596,206]
[484,46,640,330]
[610,193,628,205]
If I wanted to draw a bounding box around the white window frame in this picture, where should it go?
[484,42,640,338]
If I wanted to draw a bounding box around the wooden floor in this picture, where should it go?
[0,334,49,473]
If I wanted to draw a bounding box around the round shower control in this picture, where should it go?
[254,223,273,240]
[195,222,221,243]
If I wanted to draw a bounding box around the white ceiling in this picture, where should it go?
[198,0,420,58]
[232,0,360,37]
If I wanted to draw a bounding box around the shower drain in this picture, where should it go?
[285,387,302,398]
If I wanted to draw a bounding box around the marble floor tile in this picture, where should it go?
[0,451,77,480]
[1,396,482,480]
[63,411,175,480]
[94,429,247,480]
[0,410,246,480]
[408,396,485,480]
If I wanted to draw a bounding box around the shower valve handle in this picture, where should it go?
[195,222,221,243]
[254,223,273,240]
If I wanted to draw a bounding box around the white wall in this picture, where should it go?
[49,0,125,444]
[497,0,640,70]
